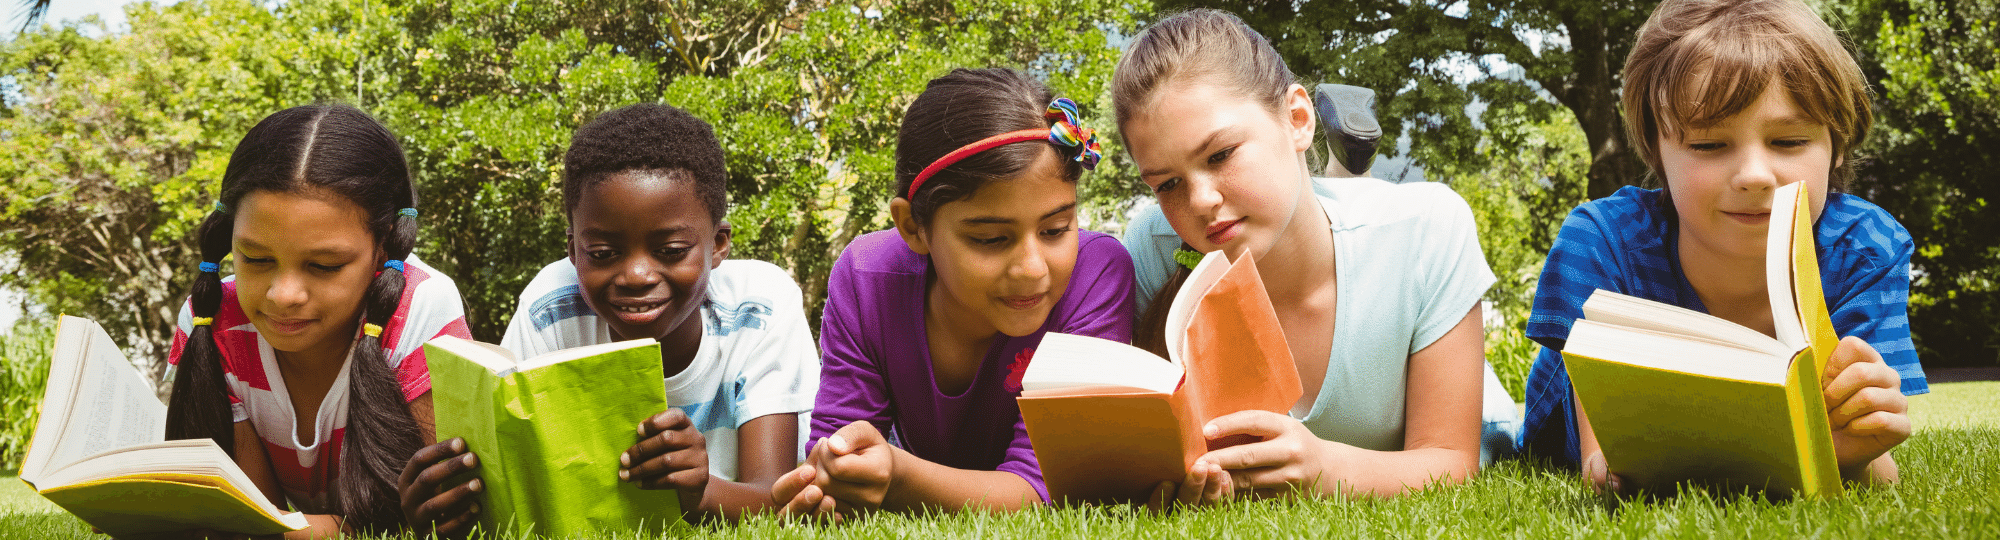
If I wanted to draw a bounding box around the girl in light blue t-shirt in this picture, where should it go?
[1111,9,1518,505]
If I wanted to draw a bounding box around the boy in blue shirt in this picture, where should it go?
[1518,0,1921,491]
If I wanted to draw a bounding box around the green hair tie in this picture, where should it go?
[1173,248,1203,271]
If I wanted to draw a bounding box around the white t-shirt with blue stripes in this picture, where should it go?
[499,258,819,481]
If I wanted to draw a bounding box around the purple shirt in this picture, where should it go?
[811,229,1136,503]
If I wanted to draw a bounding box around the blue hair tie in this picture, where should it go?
[198,261,219,273]
[383,260,406,273]
[212,201,229,214]
[397,208,418,218]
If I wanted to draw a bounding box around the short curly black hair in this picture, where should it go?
[562,103,728,222]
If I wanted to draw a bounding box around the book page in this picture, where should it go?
[39,439,290,519]
[22,317,165,485]
[1021,333,1181,394]
[1766,182,1806,350]
[1162,250,1231,368]
[515,338,657,373]
[425,336,522,376]
[1580,291,1790,358]
[1566,319,1789,385]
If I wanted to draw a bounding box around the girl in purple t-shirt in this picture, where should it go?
[769,68,1135,516]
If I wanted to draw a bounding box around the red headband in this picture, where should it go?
[904,129,1049,200]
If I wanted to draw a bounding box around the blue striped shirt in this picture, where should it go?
[1518,186,1925,467]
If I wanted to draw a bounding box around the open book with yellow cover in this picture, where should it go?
[1017,250,1301,503]
[1563,181,1842,497]
[20,316,307,537]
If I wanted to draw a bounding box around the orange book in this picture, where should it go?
[1017,250,1301,504]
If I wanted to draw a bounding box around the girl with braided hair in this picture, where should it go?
[164,104,471,536]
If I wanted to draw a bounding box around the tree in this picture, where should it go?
[1834,0,2000,367]
[1166,0,1655,200]
[0,0,343,385]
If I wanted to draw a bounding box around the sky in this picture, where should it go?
[2,0,141,35]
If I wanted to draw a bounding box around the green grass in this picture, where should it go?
[6,382,1998,539]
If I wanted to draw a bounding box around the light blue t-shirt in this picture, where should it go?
[1124,177,1519,463]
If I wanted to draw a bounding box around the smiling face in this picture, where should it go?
[1659,84,1834,263]
[231,189,382,356]
[901,148,1079,339]
[568,169,729,349]
[1123,79,1317,261]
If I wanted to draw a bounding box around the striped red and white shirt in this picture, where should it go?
[168,255,470,511]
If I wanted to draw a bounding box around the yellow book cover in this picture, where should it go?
[1562,181,1841,498]
[21,316,307,536]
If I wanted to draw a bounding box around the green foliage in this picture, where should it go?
[1436,106,1590,399]
[1169,0,1655,199]
[1834,0,2000,367]
[0,322,54,473]
[1,0,1151,360]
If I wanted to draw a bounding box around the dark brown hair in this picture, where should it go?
[169,104,424,532]
[895,67,1084,226]
[1623,0,1872,196]
[563,103,729,223]
[1111,9,1297,356]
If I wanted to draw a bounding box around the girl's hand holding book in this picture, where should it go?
[1197,410,1336,497]
[398,437,483,539]
[1822,336,1910,484]
[621,409,710,514]
[1145,459,1231,513]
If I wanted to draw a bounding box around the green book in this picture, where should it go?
[425,335,683,536]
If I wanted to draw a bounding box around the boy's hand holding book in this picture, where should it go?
[398,437,483,539]
[622,408,711,515]
[1822,336,1909,483]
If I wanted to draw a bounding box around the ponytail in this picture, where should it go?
[165,207,240,450]
[334,207,425,533]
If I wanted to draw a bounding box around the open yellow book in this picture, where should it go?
[1017,250,1301,503]
[20,316,307,537]
[1563,181,1842,497]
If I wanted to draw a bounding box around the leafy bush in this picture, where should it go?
[0,323,55,473]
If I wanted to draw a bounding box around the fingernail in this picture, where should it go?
[1203,424,1218,438]
[462,453,478,468]
[639,422,649,435]
[829,435,848,453]
[469,479,483,492]
[618,469,630,482]
[469,503,480,514]
[450,438,466,452]
[622,453,634,467]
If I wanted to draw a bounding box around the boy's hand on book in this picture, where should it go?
[398,437,483,539]
[813,421,896,514]
[1822,336,1911,475]
[1198,410,1331,496]
[1581,450,1631,496]
[771,463,841,522]
[1145,459,1232,513]
[623,408,711,513]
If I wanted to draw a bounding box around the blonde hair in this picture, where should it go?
[1623,0,1872,190]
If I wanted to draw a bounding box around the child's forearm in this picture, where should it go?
[1306,440,1478,497]
[696,475,780,522]
[882,446,1041,512]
